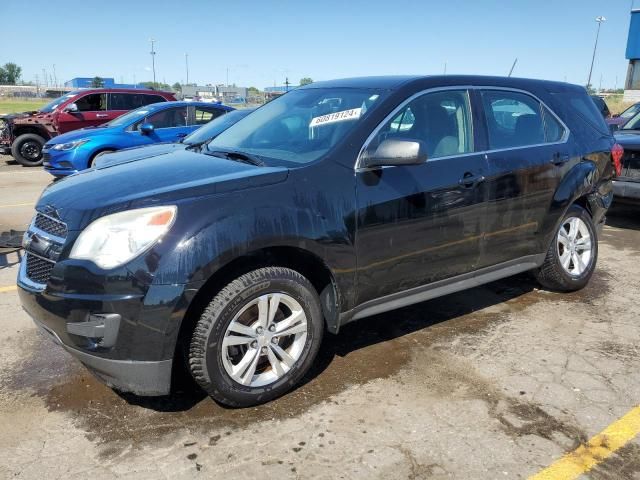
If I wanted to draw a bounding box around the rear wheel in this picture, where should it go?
[534,204,598,292]
[11,134,45,166]
[188,267,324,407]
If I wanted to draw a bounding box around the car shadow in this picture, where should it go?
[0,230,24,270]
[607,203,640,231]
[119,272,537,412]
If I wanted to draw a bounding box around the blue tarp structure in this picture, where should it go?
[626,10,640,60]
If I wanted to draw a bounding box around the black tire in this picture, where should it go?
[11,133,45,166]
[189,267,324,407]
[534,204,598,292]
[89,149,115,168]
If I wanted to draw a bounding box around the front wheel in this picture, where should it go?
[11,133,45,166]
[189,267,324,407]
[534,204,598,292]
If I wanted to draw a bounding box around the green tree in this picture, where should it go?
[248,86,260,95]
[2,63,22,84]
[141,81,172,91]
[172,82,182,92]
[299,77,313,86]
[91,76,104,88]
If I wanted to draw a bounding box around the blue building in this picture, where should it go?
[64,77,143,89]
[625,10,640,100]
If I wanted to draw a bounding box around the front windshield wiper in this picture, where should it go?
[206,149,265,166]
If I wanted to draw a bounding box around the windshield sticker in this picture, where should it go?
[310,108,362,127]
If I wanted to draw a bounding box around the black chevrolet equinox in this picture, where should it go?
[18,76,621,407]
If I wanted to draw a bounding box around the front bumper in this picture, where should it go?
[42,148,81,177]
[17,256,189,396]
[32,315,172,395]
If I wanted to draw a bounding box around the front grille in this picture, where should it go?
[34,213,67,238]
[25,253,55,284]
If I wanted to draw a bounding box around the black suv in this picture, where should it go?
[18,76,619,407]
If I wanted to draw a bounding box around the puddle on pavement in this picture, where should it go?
[3,256,615,452]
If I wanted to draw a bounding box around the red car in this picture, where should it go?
[0,88,176,166]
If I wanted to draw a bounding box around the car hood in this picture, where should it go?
[46,125,117,145]
[37,149,289,231]
[93,142,187,167]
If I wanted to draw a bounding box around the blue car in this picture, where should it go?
[42,101,233,177]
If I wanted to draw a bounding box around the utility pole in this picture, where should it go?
[34,74,40,96]
[285,77,290,92]
[185,53,189,85]
[587,16,606,89]
[226,67,229,87]
[150,38,157,85]
[52,64,57,89]
[42,68,48,88]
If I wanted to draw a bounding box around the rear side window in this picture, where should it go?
[194,107,226,125]
[481,90,545,149]
[109,93,167,111]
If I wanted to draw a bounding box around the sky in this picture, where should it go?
[0,0,637,89]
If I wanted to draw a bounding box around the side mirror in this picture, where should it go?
[361,139,427,169]
[64,103,78,113]
[139,123,155,135]
[610,123,620,133]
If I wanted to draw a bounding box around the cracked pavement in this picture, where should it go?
[0,159,639,479]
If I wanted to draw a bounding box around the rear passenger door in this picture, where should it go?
[354,88,489,304]
[478,88,568,268]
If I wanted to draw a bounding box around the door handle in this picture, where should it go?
[458,172,486,188]
[96,114,108,118]
[550,152,570,165]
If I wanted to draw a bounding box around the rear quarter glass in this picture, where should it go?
[552,91,611,137]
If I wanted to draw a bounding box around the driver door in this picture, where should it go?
[354,89,489,305]
[56,93,108,133]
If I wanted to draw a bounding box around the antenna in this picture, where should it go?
[508,58,518,77]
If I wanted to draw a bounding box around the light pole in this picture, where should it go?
[150,38,157,85]
[587,16,606,89]
[185,53,189,85]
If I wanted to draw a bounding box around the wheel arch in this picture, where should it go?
[12,125,51,140]
[170,245,341,389]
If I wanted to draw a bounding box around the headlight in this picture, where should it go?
[69,206,177,269]
[52,138,90,150]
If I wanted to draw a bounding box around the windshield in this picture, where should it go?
[184,109,254,145]
[39,92,80,113]
[620,103,640,119]
[207,88,385,166]
[621,110,640,130]
[103,104,160,127]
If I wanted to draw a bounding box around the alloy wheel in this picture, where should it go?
[556,216,593,277]
[221,293,308,387]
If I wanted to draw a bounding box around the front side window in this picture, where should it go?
[136,107,188,129]
[208,87,385,166]
[75,93,107,112]
[194,107,226,125]
[364,89,473,160]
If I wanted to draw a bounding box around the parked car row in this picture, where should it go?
[0,88,177,166]
[18,75,621,407]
